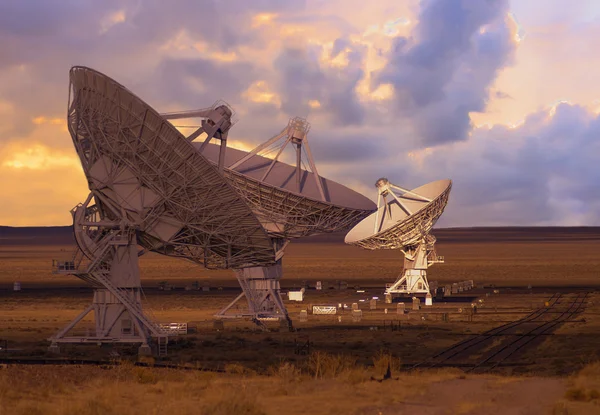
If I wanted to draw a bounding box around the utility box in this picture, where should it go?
[352,302,359,311]
[288,290,304,302]
[425,293,433,306]
[316,281,322,290]
[352,309,363,322]
[369,299,377,310]
[412,297,420,311]
[385,293,392,304]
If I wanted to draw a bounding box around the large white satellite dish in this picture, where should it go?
[345,178,452,296]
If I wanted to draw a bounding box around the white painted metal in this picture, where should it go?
[158,322,188,335]
[196,119,375,240]
[67,66,275,270]
[52,66,276,352]
[160,100,235,172]
[59,66,375,335]
[51,197,167,354]
[312,306,337,315]
[345,178,451,296]
[197,118,374,323]
[215,260,290,325]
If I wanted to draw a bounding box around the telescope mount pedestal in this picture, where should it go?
[385,235,444,296]
[215,261,292,329]
[51,204,167,355]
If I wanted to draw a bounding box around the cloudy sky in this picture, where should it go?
[1,0,599,227]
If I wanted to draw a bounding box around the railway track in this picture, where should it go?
[467,292,588,373]
[412,292,588,372]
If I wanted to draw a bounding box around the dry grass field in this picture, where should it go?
[1,359,600,415]
[1,228,600,414]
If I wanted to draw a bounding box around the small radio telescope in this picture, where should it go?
[345,178,452,296]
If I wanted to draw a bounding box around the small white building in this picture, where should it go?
[288,288,305,302]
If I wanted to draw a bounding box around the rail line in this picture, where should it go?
[412,292,587,372]
[467,292,588,373]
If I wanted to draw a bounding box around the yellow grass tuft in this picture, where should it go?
[372,350,401,376]
[307,351,357,379]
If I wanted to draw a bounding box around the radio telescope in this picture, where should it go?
[345,178,452,296]
[51,67,277,354]
[167,116,376,324]
[52,66,375,353]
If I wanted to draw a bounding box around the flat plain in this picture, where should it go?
[1,227,600,414]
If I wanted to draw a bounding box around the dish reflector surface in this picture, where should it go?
[197,143,375,239]
[345,179,451,249]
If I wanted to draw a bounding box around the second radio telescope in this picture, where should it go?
[345,178,452,296]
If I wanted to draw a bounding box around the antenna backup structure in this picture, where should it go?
[345,178,451,296]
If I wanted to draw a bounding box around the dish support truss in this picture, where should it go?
[229,117,327,202]
[215,239,292,329]
[51,195,169,355]
[160,100,235,173]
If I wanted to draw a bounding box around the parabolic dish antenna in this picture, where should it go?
[345,178,452,295]
[163,113,375,323]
